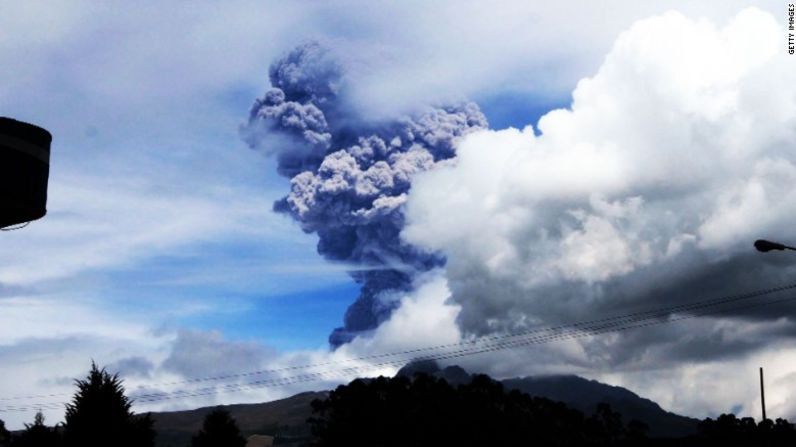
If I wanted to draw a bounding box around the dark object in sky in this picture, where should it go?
[0,117,52,229]
[754,239,796,252]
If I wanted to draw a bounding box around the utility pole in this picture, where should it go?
[760,367,767,421]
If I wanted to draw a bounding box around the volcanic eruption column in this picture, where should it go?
[241,43,487,347]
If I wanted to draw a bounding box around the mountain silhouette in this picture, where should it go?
[150,391,325,447]
[149,362,698,446]
[396,361,698,438]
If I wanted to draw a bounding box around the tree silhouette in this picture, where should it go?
[693,413,796,446]
[0,418,10,446]
[9,411,61,447]
[190,408,246,447]
[625,419,650,442]
[588,403,625,445]
[308,373,639,447]
[62,362,154,447]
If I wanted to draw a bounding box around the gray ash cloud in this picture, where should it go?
[242,43,487,346]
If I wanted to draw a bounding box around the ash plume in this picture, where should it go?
[242,43,487,346]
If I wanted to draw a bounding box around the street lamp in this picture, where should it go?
[752,238,795,423]
[0,117,52,230]
[753,239,796,253]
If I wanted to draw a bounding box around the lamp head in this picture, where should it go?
[0,117,52,229]
[754,239,787,252]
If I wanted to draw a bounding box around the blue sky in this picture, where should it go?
[1,0,795,430]
[25,78,570,354]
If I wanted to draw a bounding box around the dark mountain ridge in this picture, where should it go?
[395,361,698,438]
[149,362,698,446]
[502,375,697,437]
[150,391,326,447]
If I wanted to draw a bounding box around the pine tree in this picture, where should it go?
[10,411,61,447]
[63,362,155,447]
[0,418,10,446]
[190,408,246,447]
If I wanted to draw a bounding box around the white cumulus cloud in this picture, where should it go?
[404,8,796,337]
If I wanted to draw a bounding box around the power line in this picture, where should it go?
[1,283,794,413]
[99,283,796,392]
[97,293,796,408]
[3,284,794,410]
